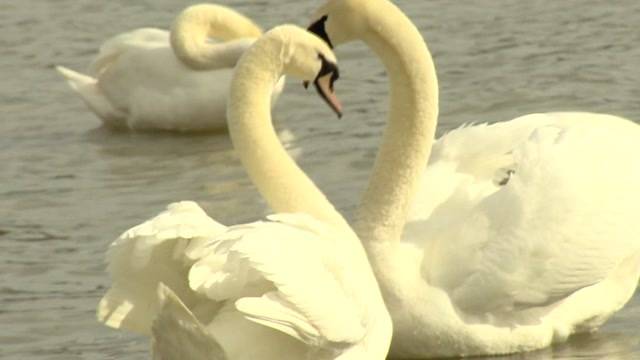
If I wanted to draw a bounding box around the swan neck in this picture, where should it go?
[227,38,346,228]
[355,4,439,248]
[170,4,262,70]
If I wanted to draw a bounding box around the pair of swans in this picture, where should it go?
[99,0,640,358]
[57,4,284,131]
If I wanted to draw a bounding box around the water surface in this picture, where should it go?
[1,0,639,359]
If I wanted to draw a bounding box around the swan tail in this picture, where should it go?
[151,283,227,360]
[55,65,124,123]
[56,65,95,90]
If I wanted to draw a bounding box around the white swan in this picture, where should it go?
[309,0,640,358]
[56,4,285,132]
[97,25,391,360]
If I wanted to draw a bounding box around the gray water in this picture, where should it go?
[2,0,640,359]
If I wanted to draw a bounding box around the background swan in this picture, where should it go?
[56,4,285,132]
[98,25,391,359]
[310,0,640,358]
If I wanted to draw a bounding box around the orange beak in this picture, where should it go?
[314,71,342,118]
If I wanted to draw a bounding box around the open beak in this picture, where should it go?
[314,71,342,118]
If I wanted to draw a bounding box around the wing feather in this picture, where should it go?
[98,201,226,334]
[420,116,640,320]
[189,214,366,346]
[235,292,321,344]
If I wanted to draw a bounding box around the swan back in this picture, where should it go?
[90,28,169,75]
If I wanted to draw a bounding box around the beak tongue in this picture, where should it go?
[314,72,343,118]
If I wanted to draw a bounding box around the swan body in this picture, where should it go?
[399,112,640,358]
[57,4,284,132]
[98,25,391,359]
[310,0,640,357]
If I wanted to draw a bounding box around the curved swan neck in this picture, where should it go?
[170,4,263,70]
[227,36,346,228]
[355,1,439,247]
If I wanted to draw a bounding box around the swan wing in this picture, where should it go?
[422,121,640,318]
[151,283,227,360]
[410,112,639,223]
[97,201,226,334]
[189,213,366,347]
[429,114,557,177]
[408,113,557,224]
[428,112,631,181]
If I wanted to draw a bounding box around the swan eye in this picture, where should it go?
[308,15,333,49]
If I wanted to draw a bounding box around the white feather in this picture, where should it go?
[99,204,384,359]
[190,219,366,345]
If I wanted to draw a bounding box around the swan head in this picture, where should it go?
[267,25,343,117]
[308,0,376,47]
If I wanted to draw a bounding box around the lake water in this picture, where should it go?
[2,0,639,359]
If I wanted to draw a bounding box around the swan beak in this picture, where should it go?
[314,72,343,118]
[303,80,310,89]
